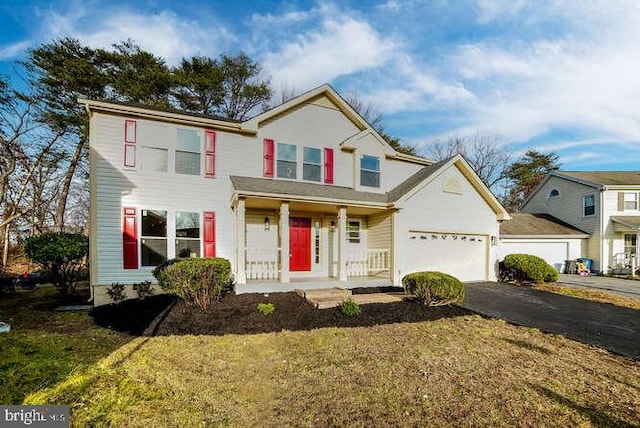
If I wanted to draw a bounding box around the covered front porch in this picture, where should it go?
[609,216,640,276]
[230,176,396,292]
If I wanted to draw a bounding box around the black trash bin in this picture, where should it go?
[564,259,577,274]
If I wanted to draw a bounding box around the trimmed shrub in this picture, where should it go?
[340,298,361,316]
[402,271,465,306]
[24,232,88,298]
[256,302,275,315]
[153,257,232,310]
[503,254,559,284]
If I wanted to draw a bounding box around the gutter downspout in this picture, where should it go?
[599,186,606,275]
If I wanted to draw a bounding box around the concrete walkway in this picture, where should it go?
[557,273,640,299]
[462,282,640,360]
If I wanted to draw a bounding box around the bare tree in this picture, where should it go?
[425,133,513,191]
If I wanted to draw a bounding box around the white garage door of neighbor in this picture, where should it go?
[500,241,568,271]
[406,231,488,282]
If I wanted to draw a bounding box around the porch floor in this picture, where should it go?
[235,275,392,295]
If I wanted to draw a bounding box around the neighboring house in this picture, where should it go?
[517,171,640,274]
[81,85,509,306]
[499,213,589,272]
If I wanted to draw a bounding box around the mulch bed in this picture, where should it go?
[150,291,470,336]
[92,294,177,335]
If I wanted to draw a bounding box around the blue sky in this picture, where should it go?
[1,0,639,171]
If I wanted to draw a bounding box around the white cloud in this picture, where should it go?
[263,15,396,92]
[0,40,30,60]
[36,5,233,65]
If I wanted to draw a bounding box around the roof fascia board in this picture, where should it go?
[386,152,435,166]
[79,98,255,135]
[500,234,590,239]
[552,172,603,189]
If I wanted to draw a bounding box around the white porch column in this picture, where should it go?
[280,201,290,283]
[634,231,640,278]
[337,206,348,281]
[390,209,401,286]
[235,198,246,284]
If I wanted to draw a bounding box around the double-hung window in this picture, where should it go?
[277,143,297,179]
[176,212,200,258]
[623,192,638,211]
[303,147,321,182]
[141,210,167,266]
[176,129,201,175]
[583,194,595,216]
[139,147,168,172]
[360,155,380,188]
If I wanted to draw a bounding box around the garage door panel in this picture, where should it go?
[406,232,487,282]
[500,242,568,271]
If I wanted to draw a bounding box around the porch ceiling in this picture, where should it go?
[611,216,640,231]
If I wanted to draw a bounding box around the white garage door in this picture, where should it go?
[406,231,488,282]
[500,241,568,271]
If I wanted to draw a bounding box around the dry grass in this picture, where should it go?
[25,314,640,427]
[533,282,640,310]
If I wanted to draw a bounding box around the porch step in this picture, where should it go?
[295,287,352,300]
[305,290,406,309]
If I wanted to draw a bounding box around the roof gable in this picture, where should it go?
[555,171,640,186]
[388,154,510,220]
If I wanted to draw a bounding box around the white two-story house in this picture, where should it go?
[81,85,509,305]
[518,171,640,274]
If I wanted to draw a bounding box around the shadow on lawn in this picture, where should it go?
[528,383,631,427]
[147,291,472,336]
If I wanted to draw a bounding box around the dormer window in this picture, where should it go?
[360,155,380,188]
[549,189,560,199]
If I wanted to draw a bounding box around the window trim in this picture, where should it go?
[582,194,596,217]
[360,154,381,188]
[140,209,168,267]
[623,192,638,211]
[347,219,361,244]
[175,211,201,258]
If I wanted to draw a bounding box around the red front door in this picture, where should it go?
[290,217,311,271]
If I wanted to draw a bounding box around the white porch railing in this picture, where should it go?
[611,252,637,276]
[346,249,390,277]
[245,248,281,280]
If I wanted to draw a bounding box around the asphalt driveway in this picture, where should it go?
[462,282,640,360]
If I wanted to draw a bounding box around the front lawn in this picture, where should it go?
[11,290,639,427]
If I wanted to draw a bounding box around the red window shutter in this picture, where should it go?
[123,207,138,269]
[205,130,216,178]
[263,139,274,178]
[124,120,136,167]
[324,148,334,184]
[203,212,216,257]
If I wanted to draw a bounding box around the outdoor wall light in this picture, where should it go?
[264,217,270,231]
[330,220,336,231]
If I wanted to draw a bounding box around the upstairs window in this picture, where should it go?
[303,147,321,182]
[176,129,201,175]
[623,192,638,211]
[277,143,297,179]
[583,194,595,216]
[360,155,380,188]
[141,210,167,266]
[548,189,560,199]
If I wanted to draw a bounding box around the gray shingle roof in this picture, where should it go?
[500,213,588,236]
[557,171,640,186]
[231,158,450,206]
[230,176,388,204]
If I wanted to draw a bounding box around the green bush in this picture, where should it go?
[24,232,88,298]
[256,302,275,315]
[106,282,127,302]
[503,254,559,284]
[340,298,361,316]
[153,257,232,310]
[402,271,465,306]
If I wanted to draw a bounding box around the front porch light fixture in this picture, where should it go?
[264,216,270,231]
[330,220,336,231]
